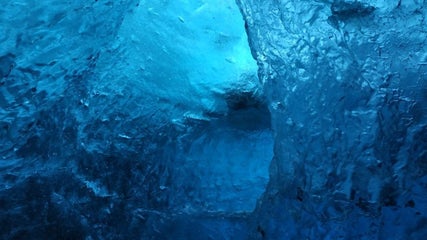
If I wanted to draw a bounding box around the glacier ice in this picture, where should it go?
[1,0,427,239]
[237,0,427,239]
[0,0,271,239]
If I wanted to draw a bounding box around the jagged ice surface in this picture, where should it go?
[1,0,271,239]
[1,0,427,239]
[237,0,427,239]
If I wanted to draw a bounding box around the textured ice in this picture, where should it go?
[0,0,271,239]
[1,0,427,239]
[237,0,427,239]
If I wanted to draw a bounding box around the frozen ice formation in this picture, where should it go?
[1,1,270,239]
[237,0,427,238]
[1,0,426,239]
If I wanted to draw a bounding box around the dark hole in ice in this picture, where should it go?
[296,187,304,202]
[405,200,415,208]
[222,89,271,131]
[257,225,266,238]
[16,136,45,158]
[0,53,15,79]
[331,2,375,20]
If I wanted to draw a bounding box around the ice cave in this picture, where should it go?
[0,0,426,239]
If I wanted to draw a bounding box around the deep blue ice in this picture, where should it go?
[1,0,426,239]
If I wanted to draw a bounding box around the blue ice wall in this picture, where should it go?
[237,0,427,239]
[89,0,272,215]
[1,0,426,239]
[0,0,272,239]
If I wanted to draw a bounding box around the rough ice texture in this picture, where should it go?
[2,0,426,239]
[0,1,141,238]
[0,0,135,156]
[0,1,271,239]
[236,0,427,239]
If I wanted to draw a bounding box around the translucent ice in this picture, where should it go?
[0,0,271,239]
[1,0,426,239]
[237,0,427,238]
